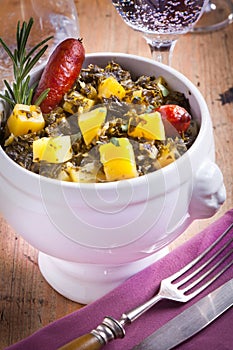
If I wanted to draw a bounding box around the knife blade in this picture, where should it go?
[133,278,233,350]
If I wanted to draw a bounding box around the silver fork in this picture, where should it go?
[58,223,233,350]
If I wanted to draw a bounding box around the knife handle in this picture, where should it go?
[58,316,125,350]
[58,333,104,350]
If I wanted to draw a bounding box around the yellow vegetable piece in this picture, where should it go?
[67,167,80,182]
[128,111,165,141]
[157,147,176,168]
[7,104,45,136]
[78,106,107,146]
[98,76,126,100]
[63,91,95,114]
[99,138,138,181]
[67,166,94,183]
[33,136,72,164]
[57,170,72,182]
[132,90,142,98]
[125,89,143,103]
[4,133,15,146]
[131,89,143,102]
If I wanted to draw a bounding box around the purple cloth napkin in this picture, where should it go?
[6,209,233,350]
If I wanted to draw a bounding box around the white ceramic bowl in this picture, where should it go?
[0,53,226,303]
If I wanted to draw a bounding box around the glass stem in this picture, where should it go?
[206,1,213,12]
[147,40,177,66]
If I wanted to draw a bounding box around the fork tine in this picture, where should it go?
[183,248,233,294]
[175,235,233,287]
[169,222,233,282]
[185,255,233,299]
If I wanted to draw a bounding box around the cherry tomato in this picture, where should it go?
[156,104,191,133]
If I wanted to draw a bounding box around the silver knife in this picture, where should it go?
[133,278,233,350]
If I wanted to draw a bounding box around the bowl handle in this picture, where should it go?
[189,159,226,220]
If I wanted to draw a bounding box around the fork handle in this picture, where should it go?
[58,333,104,350]
[58,294,163,349]
[58,316,125,350]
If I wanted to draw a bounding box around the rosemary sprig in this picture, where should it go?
[0,17,53,109]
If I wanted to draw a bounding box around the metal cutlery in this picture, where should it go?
[134,278,233,349]
[58,223,233,350]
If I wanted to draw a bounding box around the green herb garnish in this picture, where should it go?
[0,17,53,109]
[110,137,120,147]
[157,82,169,97]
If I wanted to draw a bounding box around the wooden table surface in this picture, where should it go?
[0,1,233,348]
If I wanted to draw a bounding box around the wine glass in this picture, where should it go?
[111,0,208,66]
[192,0,233,32]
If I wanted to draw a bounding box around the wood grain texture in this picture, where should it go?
[0,0,233,348]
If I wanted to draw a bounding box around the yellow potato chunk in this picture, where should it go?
[63,91,95,114]
[33,136,72,163]
[57,170,72,182]
[58,162,78,182]
[78,106,107,145]
[132,89,142,100]
[128,111,165,141]
[66,166,93,183]
[64,162,106,183]
[157,145,177,168]
[125,89,143,103]
[7,104,45,136]
[99,138,138,181]
[67,167,79,182]
[98,76,126,100]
